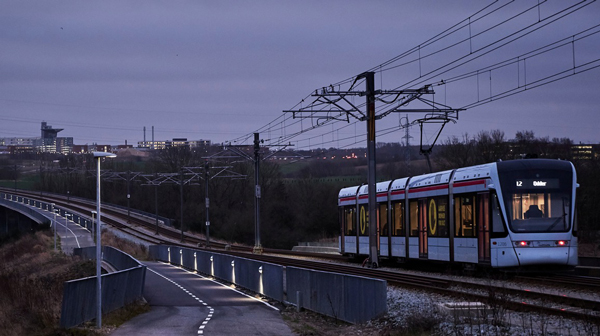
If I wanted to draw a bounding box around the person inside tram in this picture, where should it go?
[381,222,388,236]
[524,204,543,218]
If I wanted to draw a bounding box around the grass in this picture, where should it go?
[0,229,151,335]
[102,300,151,327]
[101,230,149,261]
[0,179,35,190]
[0,230,95,336]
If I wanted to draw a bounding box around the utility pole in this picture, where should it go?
[106,170,140,223]
[253,133,262,254]
[204,160,210,247]
[126,170,131,223]
[140,165,243,244]
[285,71,461,268]
[360,72,379,268]
[212,133,288,254]
[180,168,184,243]
[154,173,159,235]
[401,115,412,172]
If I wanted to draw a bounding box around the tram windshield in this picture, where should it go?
[497,161,573,233]
[506,191,570,233]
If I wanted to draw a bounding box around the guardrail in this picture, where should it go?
[150,245,284,302]
[0,197,51,227]
[1,192,95,232]
[60,246,147,328]
[286,266,387,323]
[149,245,387,324]
[0,191,172,231]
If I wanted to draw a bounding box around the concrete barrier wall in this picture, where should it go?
[286,267,387,324]
[0,197,51,225]
[150,245,284,302]
[0,193,95,232]
[1,192,170,228]
[60,246,147,328]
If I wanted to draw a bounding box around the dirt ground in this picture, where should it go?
[280,305,400,336]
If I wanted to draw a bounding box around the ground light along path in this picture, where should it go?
[146,267,215,336]
[110,260,293,336]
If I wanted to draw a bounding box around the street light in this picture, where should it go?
[65,213,70,236]
[51,203,56,251]
[93,151,116,329]
[91,211,97,243]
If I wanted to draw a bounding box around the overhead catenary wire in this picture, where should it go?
[226,0,599,153]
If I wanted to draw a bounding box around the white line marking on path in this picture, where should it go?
[159,261,280,311]
[41,207,82,248]
[147,267,214,335]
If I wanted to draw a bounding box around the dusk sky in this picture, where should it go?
[1,1,599,148]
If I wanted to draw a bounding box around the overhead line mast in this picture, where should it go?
[212,133,292,254]
[285,71,462,268]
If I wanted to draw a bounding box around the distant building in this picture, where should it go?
[72,144,89,154]
[571,144,600,160]
[38,121,73,154]
[92,145,112,153]
[0,122,73,154]
[0,137,37,146]
[137,138,211,150]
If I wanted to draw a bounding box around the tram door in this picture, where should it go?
[419,199,428,257]
[477,193,490,262]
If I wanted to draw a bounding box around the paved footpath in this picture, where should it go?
[34,205,96,253]
[110,261,296,336]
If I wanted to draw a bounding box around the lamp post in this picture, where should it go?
[65,213,70,236]
[51,203,56,251]
[93,151,116,329]
[91,211,97,243]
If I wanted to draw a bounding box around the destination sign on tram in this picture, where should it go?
[515,178,559,189]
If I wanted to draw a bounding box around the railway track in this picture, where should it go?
[221,251,600,322]
[516,273,600,290]
[3,188,600,323]
[0,188,348,259]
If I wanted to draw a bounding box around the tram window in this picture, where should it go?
[409,200,419,237]
[454,194,476,238]
[573,207,578,237]
[392,201,404,236]
[339,208,344,235]
[491,193,508,237]
[358,204,369,236]
[508,192,570,233]
[380,203,388,236]
[344,207,355,236]
[427,196,448,237]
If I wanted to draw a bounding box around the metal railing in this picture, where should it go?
[60,246,146,328]
[150,245,387,324]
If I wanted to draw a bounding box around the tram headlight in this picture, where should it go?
[556,240,568,246]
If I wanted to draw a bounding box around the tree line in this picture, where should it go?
[3,129,599,249]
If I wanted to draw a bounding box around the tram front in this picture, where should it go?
[496,159,577,268]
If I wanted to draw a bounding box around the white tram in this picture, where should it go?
[338,159,578,269]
